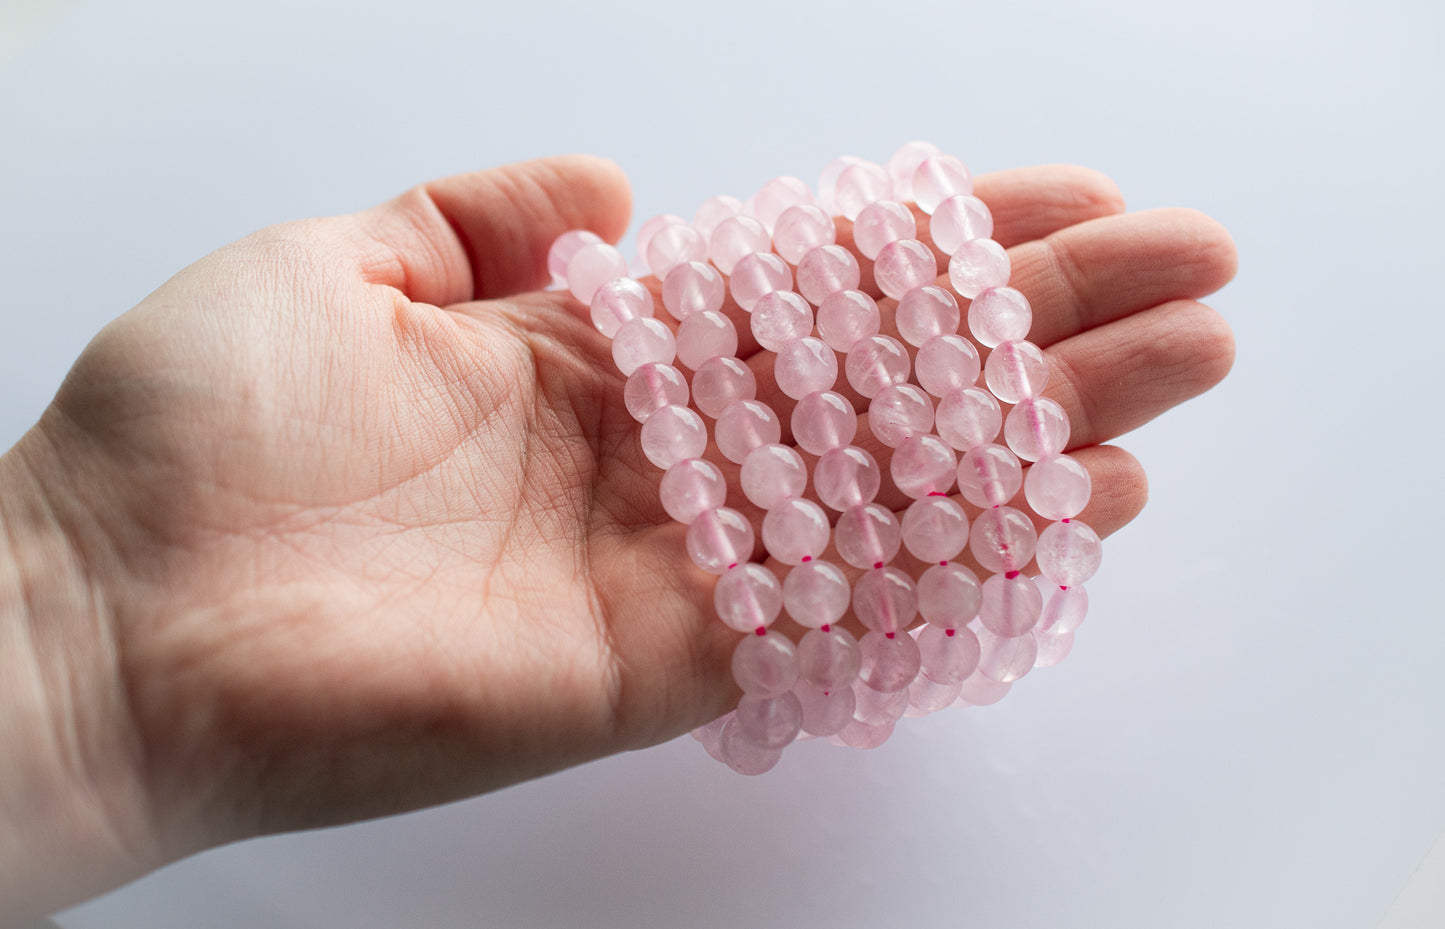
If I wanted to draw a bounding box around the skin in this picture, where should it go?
[0,154,1236,924]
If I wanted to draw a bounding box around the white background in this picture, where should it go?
[1,1,1442,926]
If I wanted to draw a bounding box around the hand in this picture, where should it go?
[0,155,1235,921]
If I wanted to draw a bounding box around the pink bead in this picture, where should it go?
[729,252,793,312]
[796,244,862,306]
[873,239,938,301]
[976,628,1038,683]
[901,496,970,564]
[852,681,910,724]
[907,675,963,715]
[771,204,835,264]
[659,458,726,524]
[715,399,782,463]
[868,383,934,447]
[752,176,815,232]
[795,682,856,736]
[762,497,831,565]
[797,626,862,691]
[915,335,981,397]
[718,716,782,775]
[968,286,1032,347]
[834,503,902,569]
[853,200,917,260]
[968,506,1037,574]
[691,356,756,418]
[886,140,941,201]
[782,560,850,628]
[774,337,838,400]
[917,624,981,684]
[948,238,1011,299]
[686,507,754,574]
[895,285,960,347]
[1033,629,1074,668]
[890,434,958,499]
[817,155,862,215]
[690,713,728,760]
[836,715,896,749]
[611,316,676,376]
[750,290,813,351]
[1025,454,1092,520]
[816,289,881,352]
[935,386,1002,450]
[814,445,882,511]
[957,673,1012,706]
[708,215,770,275]
[731,629,798,696]
[675,310,738,370]
[911,155,973,214]
[740,444,807,510]
[734,692,802,749]
[956,443,1024,508]
[917,562,983,628]
[853,566,918,635]
[548,229,602,285]
[857,630,922,693]
[1037,584,1089,636]
[844,334,911,398]
[623,362,688,423]
[1036,519,1103,586]
[589,276,655,338]
[645,223,707,278]
[639,404,707,469]
[692,195,743,237]
[929,195,993,254]
[790,390,858,455]
[636,214,686,266]
[978,572,1044,637]
[833,160,893,220]
[984,340,1049,403]
[566,241,628,303]
[1004,397,1071,461]
[661,260,726,320]
[714,563,783,633]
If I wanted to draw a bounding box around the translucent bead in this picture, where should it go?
[873,240,938,301]
[659,458,726,524]
[844,334,910,398]
[774,337,838,400]
[956,443,1024,508]
[976,628,1038,683]
[783,560,850,628]
[853,566,918,635]
[834,503,902,569]
[1005,397,1071,461]
[858,630,922,693]
[817,154,862,215]
[868,383,934,447]
[917,624,981,684]
[935,386,1002,450]
[690,713,728,761]
[1036,519,1103,586]
[901,496,969,564]
[968,506,1038,574]
[790,390,857,455]
[1025,454,1092,520]
[948,238,1011,299]
[852,681,910,724]
[708,215,771,275]
[714,563,783,633]
[794,681,855,736]
[797,626,862,691]
[661,260,725,320]
[890,434,958,499]
[911,155,973,214]
[833,160,893,220]
[731,629,798,696]
[750,290,813,351]
[734,692,802,749]
[752,176,815,232]
[624,362,688,423]
[929,194,993,254]
[836,715,896,749]
[675,310,737,371]
[984,340,1049,403]
[907,675,963,715]
[796,244,861,306]
[1033,629,1075,668]
[639,404,706,469]
[589,277,655,338]
[895,285,960,347]
[978,572,1044,637]
[691,356,755,418]
[917,562,982,628]
[611,316,676,376]
[686,507,754,574]
[715,399,782,464]
[968,286,1033,348]
[853,200,917,260]
[718,716,782,775]
[915,335,980,398]
[814,445,881,511]
[816,290,881,351]
[886,140,941,202]
[740,444,807,510]
[729,252,793,312]
[548,229,602,286]
[1037,584,1089,636]
[635,214,686,267]
[762,497,830,566]
[645,223,707,279]
[566,241,628,303]
[771,204,835,264]
[692,195,743,238]
[957,673,1011,706]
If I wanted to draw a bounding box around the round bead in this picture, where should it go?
[734,692,802,750]
[886,140,941,201]
[589,276,655,338]
[917,562,983,628]
[731,629,798,696]
[715,400,782,464]
[714,563,783,633]
[857,630,922,693]
[566,241,628,304]
[782,560,850,628]
[907,675,963,715]
[948,238,1011,299]
[638,404,706,469]
[929,195,993,254]
[718,716,782,775]
[853,200,917,260]
[1005,397,1071,461]
[911,155,973,214]
[659,458,726,524]
[611,316,676,376]
[1033,629,1075,668]
[790,390,858,455]
[836,715,896,749]
[817,155,862,215]
[868,383,934,447]
[968,286,1033,347]
[816,290,881,351]
[917,624,981,684]
[873,239,938,301]
[623,362,688,423]
[645,222,707,279]
[548,229,602,285]
[761,498,831,566]
[686,507,754,574]
[772,204,835,264]
[752,176,815,232]
[814,445,882,511]
[750,290,813,351]
[853,566,918,635]
[796,244,862,306]
[968,506,1038,574]
[901,496,970,564]
[795,682,856,736]
[958,673,1012,706]
[1025,454,1092,520]
[915,334,981,397]
[852,684,910,726]
[895,285,960,347]
[661,260,726,320]
[844,334,910,398]
[774,337,838,400]
[692,195,742,238]
[978,572,1044,637]
[956,443,1024,508]
[976,628,1038,683]
[890,434,958,499]
[935,386,1002,450]
[1036,519,1103,587]
[984,340,1050,403]
[833,160,893,220]
[740,444,807,510]
[636,214,686,267]
[834,503,902,569]
[729,252,793,312]
[708,215,771,275]
[690,714,728,761]
[797,627,862,691]
[1037,584,1089,636]
[675,310,738,370]
[691,356,756,418]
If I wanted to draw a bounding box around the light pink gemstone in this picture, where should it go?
[817,155,863,215]
[708,215,771,275]
[718,716,782,774]
[969,506,1038,574]
[895,285,960,347]
[729,252,793,312]
[1025,454,1092,520]
[1038,584,1089,636]
[691,356,756,418]
[917,624,981,684]
[853,200,917,260]
[762,498,831,565]
[816,290,881,351]
[774,337,838,400]
[566,241,628,303]
[661,260,726,320]
[834,503,902,569]
[969,287,1033,348]
[918,562,983,628]
[836,715,896,749]
[796,244,862,306]
[979,572,1044,637]
[853,680,910,724]
[752,176,815,232]
[715,399,782,464]
[690,713,728,760]
[611,316,676,376]
[890,434,958,499]
[623,362,688,423]
[907,675,964,715]
[814,445,882,511]
[1033,628,1075,668]
[949,238,1011,299]
[930,195,994,254]
[886,140,942,202]
[732,629,798,696]
[645,223,707,279]
[853,566,918,635]
[675,310,737,371]
[714,563,783,633]
[916,335,981,397]
[957,672,1012,706]
[868,383,934,447]
[797,627,862,691]
[636,214,686,266]
[639,404,706,469]
[734,692,802,749]
[957,443,1024,508]
[873,240,939,301]
[686,507,754,574]
[589,276,655,338]
[1037,519,1103,587]
[790,390,858,455]
[858,630,922,693]
[901,496,969,564]
[772,204,836,264]
[833,160,893,220]
[548,229,603,286]
[844,334,911,398]
[750,290,813,350]
[795,681,856,736]
[693,195,743,238]
[783,560,850,628]
[741,444,807,510]
[659,458,726,524]
[984,340,1049,403]
[936,386,1002,450]
[911,155,973,214]
[976,628,1038,683]
[1005,397,1070,461]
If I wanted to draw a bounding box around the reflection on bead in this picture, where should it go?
[796,244,862,306]
[948,238,1011,299]
[816,290,881,352]
[815,445,882,511]
[566,241,629,303]
[732,629,799,696]
[917,624,981,684]
[854,200,917,260]
[751,290,813,351]
[740,444,807,510]
[783,560,851,628]
[790,390,858,455]
[752,176,815,232]
[901,496,970,564]
[1004,397,1070,461]
[1025,454,1092,520]
[1037,584,1089,636]
[835,503,903,569]
[868,383,935,448]
[729,252,793,312]
[636,214,686,267]
[708,215,771,275]
[929,195,993,254]
[833,160,893,220]
[612,316,676,376]
[718,716,783,775]
[645,223,707,279]
[762,497,831,565]
[661,260,725,320]
[895,285,960,347]
[935,386,1002,450]
[772,203,835,264]
[1036,519,1103,587]
[775,337,838,400]
[795,681,856,736]
[852,681,910,724]
[548,229,603,286]
[984,340,1049,403]
[916,335,981,398]
[968,286,1032,348]
[836,715,896,749]
[639,404,707,469]
[686,507,754,574]
[907,675,963,715]
[853,566,918,635]
[735,692,803,749]
[797,626,862,691]
[917,562,983,628]
[691,356,756,418]
[692,195,743,238]
[659,458,726,524]
[623,362,688,423]
[873,240,938,301]
[958,672,1012,706]
[976,628,1038,683]
[890,434,958,499]
[675,310,738,371]
[858,630,922,693]
[978,572,1044,637]
[1033,629,1075,668]
[886,140,941,201]
[715,399,782,464]
[956,443,1024,508]
[845,334,911,398]
[911,155,973,214]
[817,155,863,215]
[969,506,1038,574]
[714,563,783,633]
[590,276,655,338]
